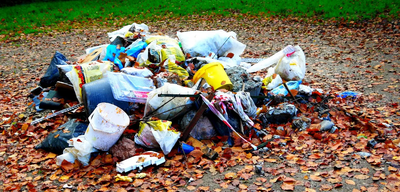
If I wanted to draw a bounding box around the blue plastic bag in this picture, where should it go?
[270,80,302,96]
[338,91,359,99]
[126,41,148,58]
[103,45,126,69]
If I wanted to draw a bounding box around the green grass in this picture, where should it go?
[0,0,398,36]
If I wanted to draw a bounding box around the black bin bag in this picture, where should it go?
[39,51,68,88]
[35,119,88,154]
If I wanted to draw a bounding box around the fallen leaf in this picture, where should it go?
[58,175,70,183]
[60,160,74,172]
[133,179,144,187]
[320,184,333,191]
[239,184,248,190]
[281,182,295,191]
[354,174,370,180]
[305,188,316,192]
[198,186,210,191]
[388,166,397,172]
[99,174,112,182]
[345,180,356,185]
[265,158,277,163]
[310,175,322,182]
[224,172,237,180]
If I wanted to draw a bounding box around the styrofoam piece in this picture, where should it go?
[116,152,165,173]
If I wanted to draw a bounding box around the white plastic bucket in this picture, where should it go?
[85,102,130,151]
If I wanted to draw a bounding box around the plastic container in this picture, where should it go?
[82,78,130,117]
[85,103,130,151]
[178,143,195,154]
[192,62,233,91]
[108,72,154,103]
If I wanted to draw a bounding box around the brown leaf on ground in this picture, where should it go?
[310,175,323,182]
[320,184,333,191]
[345,180,356,185]
[224,172,237,180]
[281,182,295,191]
[133,179,144,187]
[60,160,74,172]
[58,175,70,183]
[354,174,370,180]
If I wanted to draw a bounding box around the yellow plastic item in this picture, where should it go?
[166,59,189,79]
[115,174,133,182]
[161,47,185,62]
[192,62,233,91]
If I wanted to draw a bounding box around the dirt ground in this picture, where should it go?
[0,17,399,191]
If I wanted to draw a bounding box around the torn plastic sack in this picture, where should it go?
[108,72,155,103]
[160,46,185,63]
[247,45,306,81]
[108,23,149,42]
[145,83,196,120]
[62,135,97,166]
[137,41,162,66]
[270,80,302,96]
[180,109,216,140]
[153,72,182,88]
[125,40,148,58]
[213,91,254,127]
[274,45,306,81]
[177,30,246,58]
[121,67,153,78]
[235,91,257,118]
[134,120,180,155]
[135,121,160,149]
[138,36,185,66]
[164,56,189,79]
[40,51,68,88]
[103,44,126,70]
[262,67,283,90]
[144,36,185,62]
[65,61,113,103]
[35,119,88,154]
[116,151,165,173]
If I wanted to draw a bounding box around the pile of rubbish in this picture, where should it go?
[31,22,354,173]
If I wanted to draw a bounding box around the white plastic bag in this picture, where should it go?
[177,30,246,58]
[121,67,153,78]
[150,121,180,155]
[134,120,180,155]
[62,135,97,166]
[247,45,306,81]
[137,41,162,65]
[108,23,149,42]
[145,83,196,120]
[274,45,306,81]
